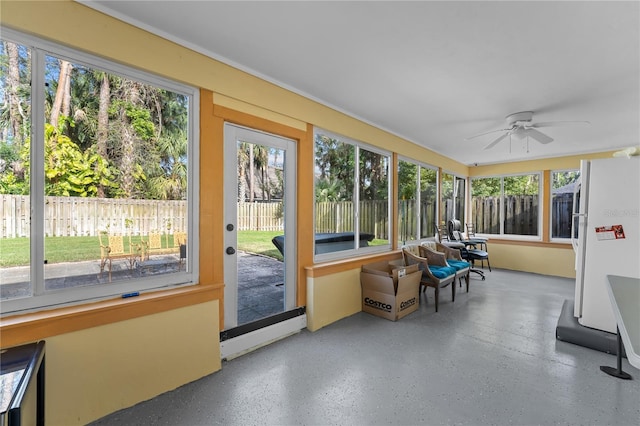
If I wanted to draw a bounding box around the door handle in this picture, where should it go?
[226,246,236,255]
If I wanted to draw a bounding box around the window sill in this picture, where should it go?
[0,283,223,348]
[489,239,572,249]
[306,251,402,278]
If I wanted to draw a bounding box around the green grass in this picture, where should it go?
[236,230,284,261]
[0,231,387,267]
[0,234,180,267]
[0,231,284,268]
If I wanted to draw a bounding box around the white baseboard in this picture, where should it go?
[220,314,307,360]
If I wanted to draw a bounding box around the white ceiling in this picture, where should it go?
[82,1,639,166]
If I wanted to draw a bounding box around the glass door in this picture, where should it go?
[222,123,299,343]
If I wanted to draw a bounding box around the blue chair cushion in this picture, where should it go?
[428,265,456,279]
[447,259,470,271]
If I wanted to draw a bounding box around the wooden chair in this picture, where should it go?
[140,232,158,260]
[420,241,470,292]
[140,231,184,260]
[402,244,456,312]
[173,231,187,247]
[99,231,140,282]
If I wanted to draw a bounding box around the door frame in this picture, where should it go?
[223,123,298,329]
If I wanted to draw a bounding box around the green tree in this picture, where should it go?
[359,149,388,200]
[398,160,417,200]
[471,177,501,197]
[315,177,342,201]
[314,134,355,201]
[23,123,114,197]
[504,174,538,195]
[2,44,190,201]
[0,40,31,194]
[148,130,187,200]
[552,171,579,190]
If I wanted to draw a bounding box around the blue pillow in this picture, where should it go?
[427,265,456,279]
[447,259,470,271]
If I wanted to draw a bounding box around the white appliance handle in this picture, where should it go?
[571,213,586,252]
[571,179,583,253]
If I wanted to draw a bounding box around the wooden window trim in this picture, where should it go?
[305,251,403,278]
[487,239,573,249]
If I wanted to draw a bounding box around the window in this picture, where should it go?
[0,30,199,314]
[470,173,541,237]
[398,159,437,244]
[551,170,580,239]
[470,177,500,234]
[314,129,390,259]
[441,172,466,225]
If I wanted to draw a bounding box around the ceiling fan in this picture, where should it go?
[466,111,590,150]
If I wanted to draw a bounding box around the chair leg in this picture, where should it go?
[465,271,470,292]
[420,284,428,305]
[470,268,485,280]
[483,243,489,269]
[434,287,439,312]
[451,282,455,303]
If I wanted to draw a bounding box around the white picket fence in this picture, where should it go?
[2,196,395,238]
[237,201,283,231]
[0,195,187,238]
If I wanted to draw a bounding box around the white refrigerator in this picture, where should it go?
[572,156,640,334]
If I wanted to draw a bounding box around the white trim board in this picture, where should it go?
[220,315,307,360]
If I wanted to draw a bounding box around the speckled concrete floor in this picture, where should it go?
[91,269,640,426]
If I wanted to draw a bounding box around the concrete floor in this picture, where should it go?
[91,269,640,425]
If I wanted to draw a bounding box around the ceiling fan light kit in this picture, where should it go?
[505,111,534,126]
[465,110,591,152]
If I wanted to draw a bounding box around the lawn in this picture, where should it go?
[0,231,284,267]
[0,231,390,267]
[236,230,284,261]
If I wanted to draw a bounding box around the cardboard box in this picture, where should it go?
[360,261,421,321]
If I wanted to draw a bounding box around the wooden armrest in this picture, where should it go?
[418,245,448,267]
[402,249,438,282]
[435,243,462,261]
[403,248,425,265]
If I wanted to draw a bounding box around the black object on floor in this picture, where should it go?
[556,299,625,357]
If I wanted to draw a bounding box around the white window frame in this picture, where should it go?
[470,172,542,241]
[313,128,392,262]
[1,29,199,315]
[549,168,580,242]
[397,156,439,244]
[441,170,467,225]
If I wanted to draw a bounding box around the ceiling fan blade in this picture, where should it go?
[530,120,590,128]
[465,128,510,141]
[483,133,509,150]
[525,128,554,144]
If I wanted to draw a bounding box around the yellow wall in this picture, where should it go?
[486,242,576,278]
[304,253,404,331]
[45,301,219,425]
[469,151,617,176]
[306,269,362,332]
